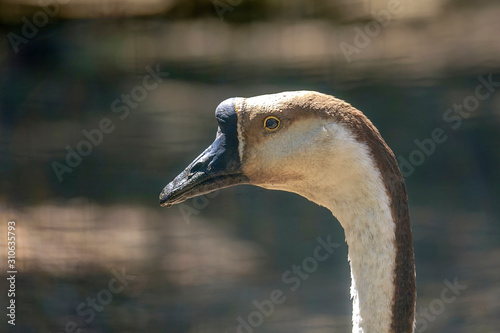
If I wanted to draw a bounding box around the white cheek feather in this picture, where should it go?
[234,99,246,164]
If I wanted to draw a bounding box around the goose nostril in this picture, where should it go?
[188,161,205,178]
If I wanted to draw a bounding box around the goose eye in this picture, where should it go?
[264,116,280,131]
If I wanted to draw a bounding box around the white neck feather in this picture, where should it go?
[314,147,396,333]
[329,194,396,333]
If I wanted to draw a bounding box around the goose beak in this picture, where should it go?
[159,130,248,208]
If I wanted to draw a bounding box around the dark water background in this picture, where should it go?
[0,1,499,332]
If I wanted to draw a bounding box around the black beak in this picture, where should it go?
[159,98,249,207]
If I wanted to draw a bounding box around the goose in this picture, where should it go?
[159,91,416,333]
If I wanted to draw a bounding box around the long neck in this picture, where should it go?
[298,130,416,333]
[321,176,415,333]
[327,193,409,333]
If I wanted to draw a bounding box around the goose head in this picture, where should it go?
[159,90,415,333]
[160,91,399,224]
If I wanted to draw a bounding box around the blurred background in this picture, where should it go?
[1,0,499,332]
